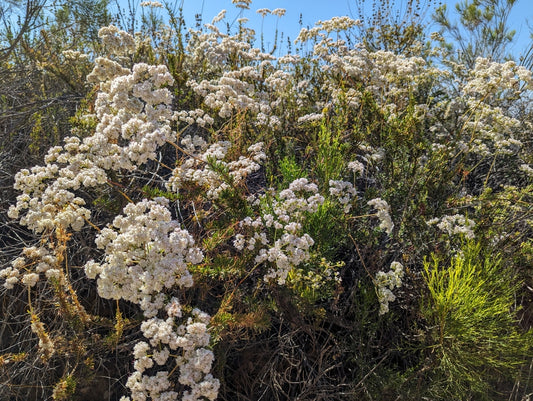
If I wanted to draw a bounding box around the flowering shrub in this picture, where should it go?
[1,2,532,400]
[375,261,404,315]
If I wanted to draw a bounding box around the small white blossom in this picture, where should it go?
[329,180,357,212]
[376,261,404,315]
[21,273,40,287]
[427,214,476,239]
[367,198,394,235]
[256,8,270,17]
[211,9,226,24]
[271,8,286,17]
[140,1,164,8]
[347,160,364,175]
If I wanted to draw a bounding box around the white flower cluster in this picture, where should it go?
[329,180,357,213]
[293,14,433,118]
[140,1,164,8]
[296,16,360,43]
[375,261,404,315]
[255,7,285,17]
[256,8,270,17]
[234,178,324,285]
[429,57,532,162]
[211,10,226,24]
[367,198,394,235]
[232,0,252,10]
[347,160,365,175]
[5,32,177,299]
[458,99,523,157]
[166,135,266,199]
[271,8,286,17]
[184,22,306,130]
[427,214,476,239]
[297,113,324,124]
[6,27,221,400]
[8,32,174,235]
[85,198,218,401]
[61,50,90,62]
[123,310,219,401]
[97,25,135,56]
[186,21,267,75]
[519,163,533,178]
[174,109,214,127]
[87,56,130,83]
[328,49,430,113]
[463,58,532,100]
[271,178,325,222]
[0,244,60,289]
[7,162,92,233]
[187,65,276,122]
[83,198,201,303]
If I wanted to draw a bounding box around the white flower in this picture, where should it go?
[140,1,163,8]
[519,164,533,177]
[271,8,286,18]
[256,8,270,17]
[211,9,226,24]
[165,297,183,318]
[21,273,40,287]
[329,180,357,212]
[96,25,135,56]
[429,214,476,239]
[232,0,252,10]
[347,160,364,175]
[376,261,404,315]
[367,198,394,235]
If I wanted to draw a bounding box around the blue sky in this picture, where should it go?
[119,0,533,58]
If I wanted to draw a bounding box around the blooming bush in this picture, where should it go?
[1,2,532,400]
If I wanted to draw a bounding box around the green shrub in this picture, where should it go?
[421,241,533,399]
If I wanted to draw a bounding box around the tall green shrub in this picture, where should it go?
[421,241,533,399]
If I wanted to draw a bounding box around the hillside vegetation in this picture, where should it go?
[1,0,532,400]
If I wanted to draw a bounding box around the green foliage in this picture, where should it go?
[421,241,533,399]
[354,0,438,56]
[278,155,305,187]
[52,374,77,401]
[432,0,531,68]
[286,257,343,307]
[141,185,180,201]
[311,116,349,186]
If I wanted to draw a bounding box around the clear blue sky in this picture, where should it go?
[115,0,533,58]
